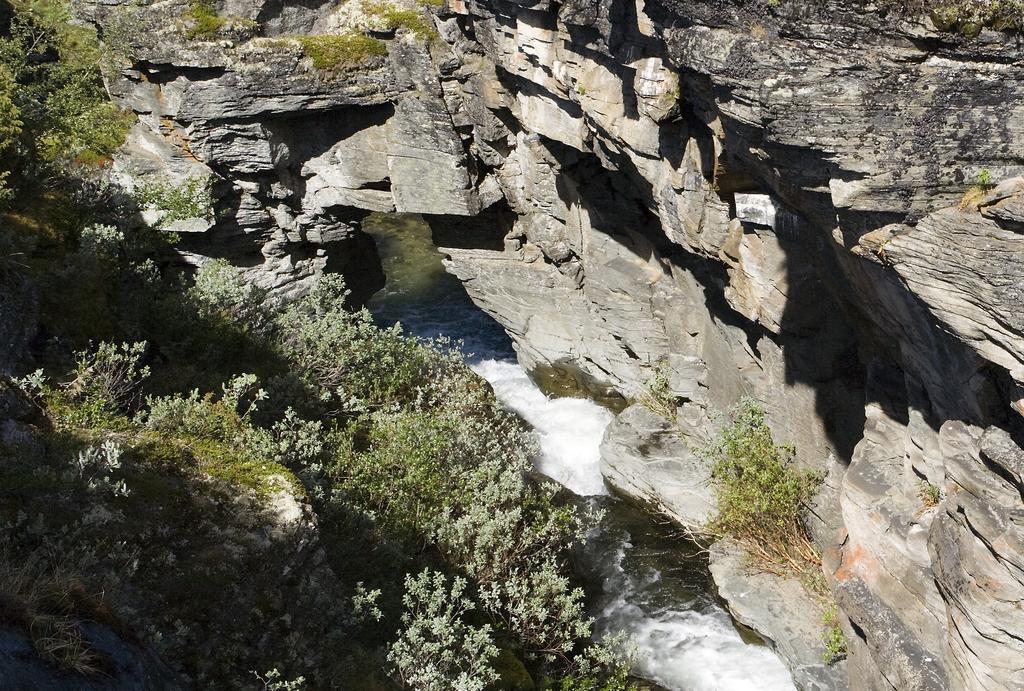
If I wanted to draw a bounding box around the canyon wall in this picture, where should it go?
[89,0,1024,688]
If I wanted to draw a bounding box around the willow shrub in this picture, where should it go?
[0,0,132,187]
[11,254,630,686]
[276,275,465,411]
[703,397,821,574]
[387,569,499,691]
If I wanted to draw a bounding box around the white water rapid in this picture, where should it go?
[365,214,796,691]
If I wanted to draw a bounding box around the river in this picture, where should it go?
[364,214,795,691]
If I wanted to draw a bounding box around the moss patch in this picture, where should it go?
[362,0,438,41]
[184,0,259,40]
[296,33,388,71]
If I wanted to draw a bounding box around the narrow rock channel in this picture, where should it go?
[365,213,795,691]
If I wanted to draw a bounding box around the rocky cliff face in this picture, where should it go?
[90,0,1024,688]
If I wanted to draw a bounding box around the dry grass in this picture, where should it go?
[0,550,131,676]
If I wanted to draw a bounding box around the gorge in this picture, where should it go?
[365,212,797,690]
[1,0,1023,688]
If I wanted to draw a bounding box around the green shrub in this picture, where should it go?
[69,341,151,415]
[141,373,267,444]
[919,481,943,507]
[135,175,214,226]
[276,275,455,408]
[703,397,822,574]
[0,0,132,200]
[821,604,847,664]
[6,241,631,688]
[0,65,22,208]
[478,560,591,661]
[77,223,124,264]
[75,440,131,498]
[185,0,226,39]
[638,363,676,420]
[336,409,457,533]
[295,33,388,71]
[387,569,499,691]
[552,636,636,690]
[189,258,272,336]
[254,669,307,690]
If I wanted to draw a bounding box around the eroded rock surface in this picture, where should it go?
[91,0,1024,687]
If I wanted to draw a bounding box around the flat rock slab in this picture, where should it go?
[709,541,848,691]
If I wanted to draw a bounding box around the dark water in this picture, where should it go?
[364,214,794,691]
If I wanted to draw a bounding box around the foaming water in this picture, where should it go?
[470,359,611,496]
[364,213,795,691]
[582,521,796,691]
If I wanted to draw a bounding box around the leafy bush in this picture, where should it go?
[0,65,22,208]
[141,373,266,443]
[0,0,132,202]
[276,275,454,408]
[296,33,388,71]
[5,241,630,688]
[189,258,271,334]
[253,669,307,690]
[821,604,847,664]
[68,341,151,415]
[387,569,499,691]
[703,397,821,574]
[74,441,131,498]
[135,176,214,226]
[185,0,227,39]
[478,562,591,662]
[638,363,677,420]
[77,223,124,264]
[552,636,636,691]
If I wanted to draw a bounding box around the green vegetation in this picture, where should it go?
[0,1,628,686]
[959,168,998,209]
[254,669,308,690]
[0,64,21,204]
[702,398,822,575]
[295,32,388,71]
[2,143,631,687]
[821,605,848,665]
[0,0,132,215]
[387,569,499,690]
[136,175,215,225]
[185,0,226,39]
[703,399,854,665]
[638,363,678,420]
[919,481,943,507]
[977,167,994,188]
[184,0,259,40]
[363,0,439,42]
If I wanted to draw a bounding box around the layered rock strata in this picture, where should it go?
[89,0,1024,688]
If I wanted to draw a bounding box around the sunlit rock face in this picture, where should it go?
[90,0,1024,687]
